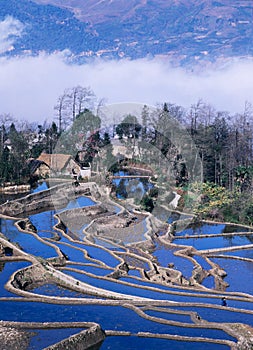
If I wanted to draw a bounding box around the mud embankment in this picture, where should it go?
[0,183,93,217]
[45,324,105,350]
[0,184,30,194]
[0,321,105,350]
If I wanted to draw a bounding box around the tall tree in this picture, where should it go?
[66,86,96,122]
[116,114,142,158]
[55,110,101,158]
[54,92,68,133]
[54,86,97,130]
[45,122,59,154]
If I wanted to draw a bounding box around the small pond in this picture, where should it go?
[112,171,153,200]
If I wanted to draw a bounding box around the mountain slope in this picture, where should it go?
[0,0,100,57]
[1,0,253,65]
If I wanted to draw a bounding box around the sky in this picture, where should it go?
[1,16,253,124]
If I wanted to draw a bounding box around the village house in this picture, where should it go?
[111,137,140,160]
[29,159,50,178]
[34,153,91,179]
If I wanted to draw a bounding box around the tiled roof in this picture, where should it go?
[37,153,73,172]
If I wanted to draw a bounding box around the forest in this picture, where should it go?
[1,85,253,225]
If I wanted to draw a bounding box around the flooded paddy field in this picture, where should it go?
[0,181,252,349]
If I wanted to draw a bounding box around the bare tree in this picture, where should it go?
[66,86,96,121]
[0,113,16,129]
[188,99,216,133]
[54,91,68,133]
[0,113,16,151]
[55,86,97,130]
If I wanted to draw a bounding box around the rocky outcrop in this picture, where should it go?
[211,265,229,291]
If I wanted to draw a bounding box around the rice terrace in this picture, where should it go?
[0,104,252,350]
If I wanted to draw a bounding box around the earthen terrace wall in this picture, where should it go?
[0,183,91,216]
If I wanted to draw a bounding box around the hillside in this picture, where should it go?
[1,0,253,65]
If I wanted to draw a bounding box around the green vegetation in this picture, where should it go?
[2,88,253,226]
[111,101,253,225]
[140,194,154,212]
[188,182,253,225]
[0,120,59,185]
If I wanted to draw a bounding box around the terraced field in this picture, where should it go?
[0,181,252,349]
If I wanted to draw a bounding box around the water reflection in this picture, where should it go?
[112,171,153,200]
[0,182,252,349]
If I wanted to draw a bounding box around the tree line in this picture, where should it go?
[1,85,253,224]
[110,100,253,223]
[137,100,253,194]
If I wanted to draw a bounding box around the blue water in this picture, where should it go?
[31,182,48,193]
[32,283,91,298]
[28,328,84,350]
[100,336,231,350]
[210,257,253,293]
[0,261,30,297]
[29,211,58,233]
[202,275,215,289]
[221,249,253,259]
[60,269,246,307]
[55,241,121,267]
[83,245,120,268]
[0,301,236,343]
[61,196,97,211]
[193,255,212,270]
[153,244,194,279]
[0,188,252,349]
[67,264,113,277]
[49,241,91,263]
[177,223,226,236]
[0,301,182,331]
[112,171,153,199]
[173,306,253,326]
[128,269,141,278]
[174,234,253,251]
[120,276,219,296]
[144,309,194,323]
[0,219,57,258]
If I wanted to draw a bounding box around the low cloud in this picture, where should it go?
[1,51,253,123]
[0,16,25,54]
